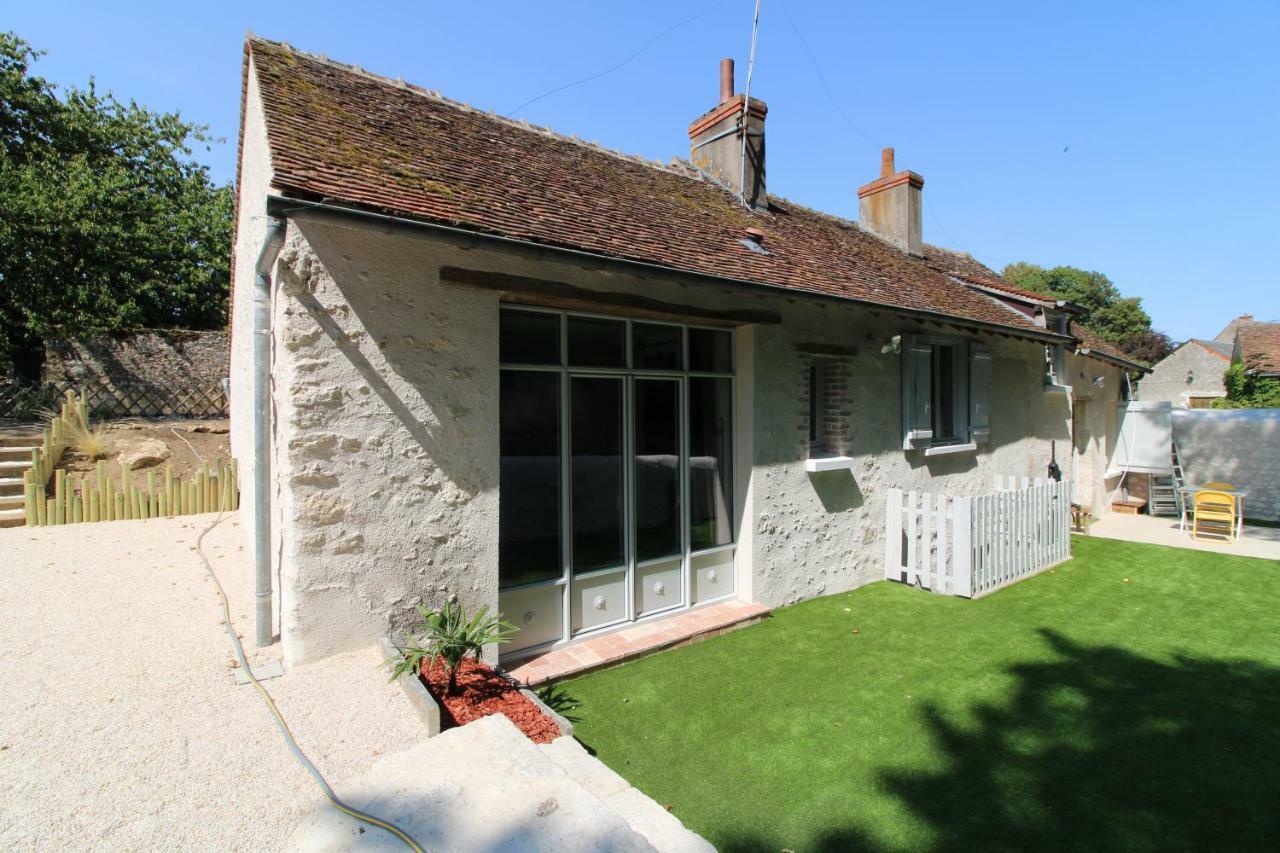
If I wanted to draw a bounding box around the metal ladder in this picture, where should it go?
[1149,442,1185,517]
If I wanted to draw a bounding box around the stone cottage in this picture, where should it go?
[230,37,1145,666]
[1138,315,1280,407]
[1136,339,1232,407]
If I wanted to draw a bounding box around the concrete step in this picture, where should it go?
[0,494,23,509]
[0,435,41,449]
[0,478,25,496]
[0,460,33,474]
[0,446,37,459]
[540,736,713,853]
[287,713,711,853]
[0,508,25,528]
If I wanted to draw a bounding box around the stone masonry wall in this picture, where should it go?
[255,208,1125,664]
[269,216,501,665]
[44,330,228,388]
[1136,342,1230,406]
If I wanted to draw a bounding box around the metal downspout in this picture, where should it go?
[253,218,287,647]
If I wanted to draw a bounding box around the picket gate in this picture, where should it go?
[885,477,1071,598]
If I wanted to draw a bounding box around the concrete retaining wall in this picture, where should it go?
[1173,408,1280,521]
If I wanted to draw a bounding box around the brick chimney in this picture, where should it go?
[857,148,924,256]
[689,58,768,210]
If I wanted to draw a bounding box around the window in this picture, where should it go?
[1044,312,1069,388]
[803,357,851,458]
[688,327,733,373]
[808,364,822,449]
[902,336,990,450]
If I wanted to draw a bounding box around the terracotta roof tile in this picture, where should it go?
[921,245,1146,370]
[245,38,1057,338]
[1236,322,1280,374]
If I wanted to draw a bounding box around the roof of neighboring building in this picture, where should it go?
[242,37,1073,342]
[1189,339,1233,360]
[922,247,1053,304]
[921,245,1147,371]
[1235,322,1280,375]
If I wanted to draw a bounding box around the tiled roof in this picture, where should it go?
[244,37,1061,340]
[1236,322,1280,374]
[1190,339,1232,361]
[921,246,1145,370]
[922,247,1052,303]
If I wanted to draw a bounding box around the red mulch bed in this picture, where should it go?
[419,657,561,744]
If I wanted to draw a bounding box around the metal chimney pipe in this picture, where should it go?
[719,58,734,104]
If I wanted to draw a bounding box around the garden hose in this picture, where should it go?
[195,513,426,853]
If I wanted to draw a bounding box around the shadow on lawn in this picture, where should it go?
[722,629,1280,853]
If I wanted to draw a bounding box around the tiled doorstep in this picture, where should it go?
[504,598,770,688]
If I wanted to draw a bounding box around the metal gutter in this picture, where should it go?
[1077,347,1150,374]
[252,217,287,647]
[264,194,1076,347]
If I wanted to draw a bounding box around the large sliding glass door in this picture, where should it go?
[499,307,736,657]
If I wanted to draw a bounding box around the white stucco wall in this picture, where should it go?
[270,216,501,665]
[232,206,1135,663]
[746,306,1076,608]
[1065,354,1126,517]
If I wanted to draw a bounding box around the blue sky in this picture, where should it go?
[9,1,1278,341]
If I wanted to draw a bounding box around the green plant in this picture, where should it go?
[35,403,110,459]
[387,601,516,695]
[1213,361,1280,409]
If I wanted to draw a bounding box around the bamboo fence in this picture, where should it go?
[22,389,239,526]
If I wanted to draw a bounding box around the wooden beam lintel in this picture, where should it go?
[439,266,781,327]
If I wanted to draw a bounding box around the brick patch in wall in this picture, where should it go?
[798,350,854,457]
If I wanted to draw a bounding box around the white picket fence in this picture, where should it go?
[884,477,1072,598]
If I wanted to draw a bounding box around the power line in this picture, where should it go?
[506,0,727,118]
[779,1,1010,270]
[777,0,880,150]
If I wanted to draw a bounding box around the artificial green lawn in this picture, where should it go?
[555,537,1280,852]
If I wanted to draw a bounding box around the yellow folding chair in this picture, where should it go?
[1191,490,1236,543]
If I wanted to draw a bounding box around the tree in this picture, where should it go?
[1116,329,1176,365]
[0,32,232,379]
[1001,261,1168,362]
[1213,361,1280,409]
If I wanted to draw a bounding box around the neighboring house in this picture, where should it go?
[230,38,1146,666]
[1136,339,1232,407]
[1231,320,1280,378]
[1139,316,1280,406]
[1215,313,1257,345]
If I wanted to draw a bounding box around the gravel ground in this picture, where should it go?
[0,512,423,851]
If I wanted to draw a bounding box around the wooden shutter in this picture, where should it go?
[902,338,934,448]
[969,345,991,444]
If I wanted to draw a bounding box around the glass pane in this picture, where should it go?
[688,328,732,373]
[568,316,626,368]
[632,323,682,370]
[571,376,625,573]
[635,380,681,561]
[934,345,956,441]
[499,371,561,587]
[689,377,733,550]
[500,308,561,365]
